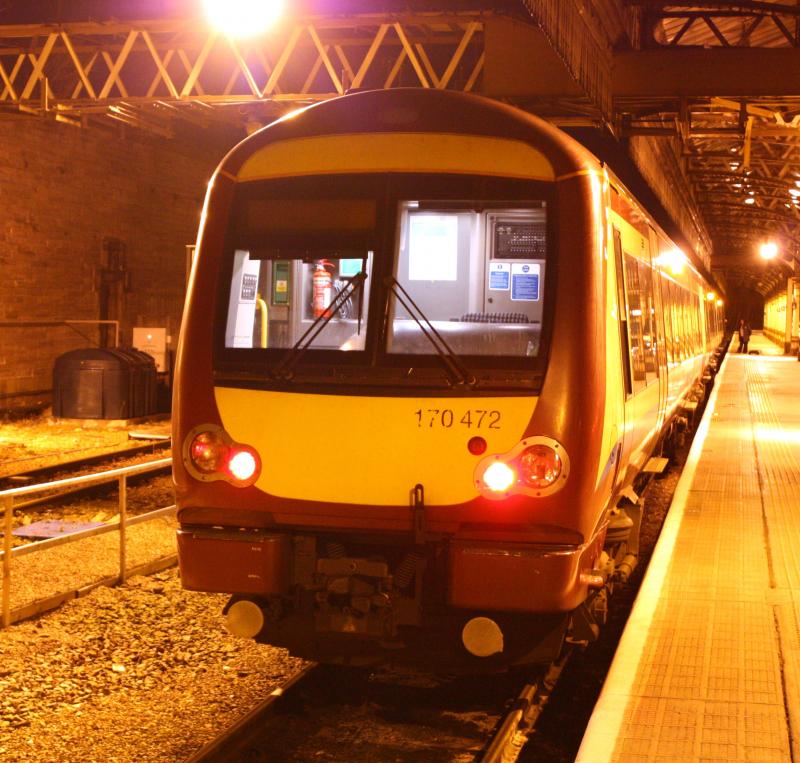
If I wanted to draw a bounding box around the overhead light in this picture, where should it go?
[744,197,755,205]
[760,242,778,260]
[790,189,800,197]
[202,0,285,38]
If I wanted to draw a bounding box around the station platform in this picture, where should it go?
[577,339,800,762]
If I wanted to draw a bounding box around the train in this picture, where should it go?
[173,88,725,670]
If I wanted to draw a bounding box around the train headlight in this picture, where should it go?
[184,425,261,487]
[518,444,562,489]
[474,436,569,500]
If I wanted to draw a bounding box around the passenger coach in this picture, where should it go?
[173,89,723,669]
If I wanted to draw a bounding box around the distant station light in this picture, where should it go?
[202,0,284,38]
[760,242,778,261]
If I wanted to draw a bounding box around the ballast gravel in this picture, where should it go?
[0,569,306,762]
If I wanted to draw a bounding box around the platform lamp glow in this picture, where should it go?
[760,242,779,261]
[202,0,285,38]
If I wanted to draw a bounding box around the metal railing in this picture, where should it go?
[1,457,172,628]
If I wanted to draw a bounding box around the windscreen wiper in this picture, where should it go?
[384,276,476,389]
[272,271,367,380]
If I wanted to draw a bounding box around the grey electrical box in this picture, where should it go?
[484,212,546,321]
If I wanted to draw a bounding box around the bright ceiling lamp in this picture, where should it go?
[759,242,778,261]
[202,0,285,38]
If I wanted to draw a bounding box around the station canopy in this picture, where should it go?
[2,0,799,298]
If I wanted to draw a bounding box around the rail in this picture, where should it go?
[1,457,172,628]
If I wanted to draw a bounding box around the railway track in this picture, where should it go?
[12,458,172,514]
[0,438,172,490]
[187,654,572,763]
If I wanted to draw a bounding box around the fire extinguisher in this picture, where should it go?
[312,260,334,318]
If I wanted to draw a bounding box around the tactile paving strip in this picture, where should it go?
[577,354,800,762]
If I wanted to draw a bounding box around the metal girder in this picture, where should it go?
[643,9,798,47]
[633,1,800,48]
[521,0,613,120]
[0,14,488,119]
[614,48,800,99]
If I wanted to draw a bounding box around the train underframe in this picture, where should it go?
[177,517,630,671]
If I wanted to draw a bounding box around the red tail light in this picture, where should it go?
[482,461,516,493]
[226,447,259,484]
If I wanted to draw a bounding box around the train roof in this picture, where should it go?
[218,87,597,181]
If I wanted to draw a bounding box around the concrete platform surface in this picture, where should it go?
[577,349,800,762]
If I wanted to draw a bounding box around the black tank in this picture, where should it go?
[53,347,157,419]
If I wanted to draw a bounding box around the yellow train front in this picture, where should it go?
[173,89,720,670]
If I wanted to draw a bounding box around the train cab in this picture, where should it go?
[173,88,722,669]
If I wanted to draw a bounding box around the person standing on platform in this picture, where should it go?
[737,319,751,353]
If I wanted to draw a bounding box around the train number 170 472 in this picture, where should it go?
[414,408,501,429]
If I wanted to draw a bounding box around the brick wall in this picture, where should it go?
[0,115,230,412]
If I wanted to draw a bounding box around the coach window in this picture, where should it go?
[669,283,684,361]
[686,292,695,355]
[692,293,702,354]
[661,275,675,364]
[684,290,695,356]
[623,253,647,391]
[637,258,658,383]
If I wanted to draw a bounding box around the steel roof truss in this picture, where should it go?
[97,31,137,100]
[179,32,217,98]
[350,24,389,89]
[59,31,96,100]
[141,31,179,99]
[20,33,57,101]
[0,54,22,100]
[307,25,344,95]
